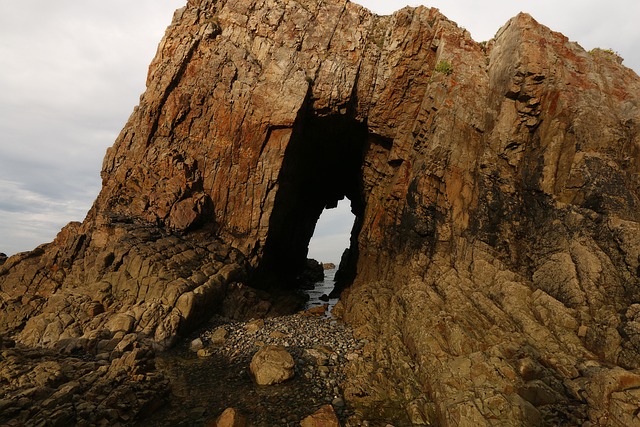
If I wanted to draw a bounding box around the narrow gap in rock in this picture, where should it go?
[304,198,355,309]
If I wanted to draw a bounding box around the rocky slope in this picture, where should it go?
[2,0,640,425]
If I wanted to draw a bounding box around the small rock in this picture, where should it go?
[305,348,329,366]
[190,338,204,352]
[245,319,265,334]
[578,325,588,338]
[212,407,247,427]
[210,327,228,345]
[345,352,359,361]
[250,345,295,385]
[300,404,340,427]
[331,397,345,408]
[197,348,213,357]
[269,330,289,339]
[304,305,328,317]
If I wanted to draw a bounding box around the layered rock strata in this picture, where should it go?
[2,0,640,425]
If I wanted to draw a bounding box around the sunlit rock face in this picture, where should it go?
[2,0,640,424]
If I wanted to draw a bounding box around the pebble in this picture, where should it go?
[200,313,363,368]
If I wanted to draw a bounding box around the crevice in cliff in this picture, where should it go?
[146,36,202,148]
[252,112,367,295]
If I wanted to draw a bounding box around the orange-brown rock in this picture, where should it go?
[211,407,248,427]
[249,344,295,385]
[300,404,340,427]
[303,304,329,317]
[2,0,640,425]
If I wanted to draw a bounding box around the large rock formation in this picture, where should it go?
[2,0,640,425]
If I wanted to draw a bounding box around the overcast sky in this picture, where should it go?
[1,1,638,260]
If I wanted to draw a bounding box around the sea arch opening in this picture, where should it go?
[307,198,354,268]
[252,112,367,299]
[304,199,356,307]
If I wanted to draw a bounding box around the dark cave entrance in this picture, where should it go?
[253,113,367,296]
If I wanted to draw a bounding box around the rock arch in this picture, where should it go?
[2,0,640,424]
[253,112,367,292]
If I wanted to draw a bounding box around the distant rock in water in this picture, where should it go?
[1,0,640,425]
[322,263,336,270]
[297,258,325,288]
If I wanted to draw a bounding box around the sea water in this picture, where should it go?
[304,267,340,314]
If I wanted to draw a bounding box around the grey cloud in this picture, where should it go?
[0,179,88,254]
[0,0,184,255]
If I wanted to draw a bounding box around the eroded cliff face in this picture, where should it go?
[2,0,640,424]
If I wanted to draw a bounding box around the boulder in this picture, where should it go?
[298,259,325,285]
[211,407,247,427]
[250,345,295,386]
[300,405,340,427]
[209,327,228,345]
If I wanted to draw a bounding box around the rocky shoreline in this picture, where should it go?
[0,336,167,426]
[1,306,373,426]
[145,309,367,426]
